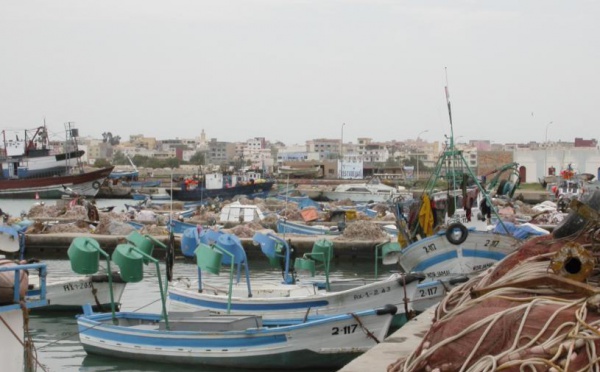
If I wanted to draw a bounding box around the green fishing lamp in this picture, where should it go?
[195,242,234,314]
[112,243,145,283]
[111,241,170,329]
[295,239,333,290]
[67,237,117,323]
[125,231,155,264]
[195,243,223,275]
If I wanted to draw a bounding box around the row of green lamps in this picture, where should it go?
[67,231,169,328]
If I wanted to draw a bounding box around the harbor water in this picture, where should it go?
[2,199,384,372]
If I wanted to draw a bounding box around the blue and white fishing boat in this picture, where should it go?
[0,221,128,312]
[166,172,275,201]
[76,304,397,369]
[386,228,520,312]
[169,231,424,327]
[68,232,397,369]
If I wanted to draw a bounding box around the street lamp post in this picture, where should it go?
[545,121,553,176]
[340,123,346,178]
[416,130,428,181]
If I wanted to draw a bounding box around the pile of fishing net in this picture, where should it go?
[278,208,304,221]
[94,212,131,235]
[262,199,292,213]
[341,221,387,240]
[188,211,219,225]
[389,192,600,372]
[44,221,91,233]
[223,222,272,238]
[152,202,185,210]
[140,224,169,235]
[60,205,88,219]
[27,204,67,218]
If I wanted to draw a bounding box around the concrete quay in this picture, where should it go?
[22,233,388,259]
[339,306,435,372]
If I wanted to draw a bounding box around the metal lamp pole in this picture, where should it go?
[545,121,553,176]
[416,130,428,180]
[340,123,346,178]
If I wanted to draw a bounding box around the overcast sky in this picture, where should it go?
[1,1,598,146]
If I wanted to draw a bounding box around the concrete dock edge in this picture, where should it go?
[339,306,435,372]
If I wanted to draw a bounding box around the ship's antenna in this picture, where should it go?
[444,67,455,150]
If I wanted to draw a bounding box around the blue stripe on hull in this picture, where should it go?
[169,292,329,311]
[462,249,506,260]
[79,323,287,348]
[412,251,458,272]
[412,250,507,272]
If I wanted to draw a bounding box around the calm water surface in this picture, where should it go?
[4,198,380,372]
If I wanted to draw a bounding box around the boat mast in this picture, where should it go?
[444,67,455,152]
[409,69,508,239]
[65,121,84,174]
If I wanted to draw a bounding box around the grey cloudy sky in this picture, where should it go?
[1,1,598,146]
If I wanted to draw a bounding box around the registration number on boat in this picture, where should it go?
[353,286,392,300]
[422,243,437,254]
[418,286,438,298]
[332,324,357,335]
[63,281,93,291]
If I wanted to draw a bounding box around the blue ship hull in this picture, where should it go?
[167,181,275,201]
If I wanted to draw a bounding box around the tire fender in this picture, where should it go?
[446,222,468,245]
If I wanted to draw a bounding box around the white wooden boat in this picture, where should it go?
[67,231,397,369]
[393,228,520,312]
[1,222,128,312]
[26,272,127,312]
[170,272,422,320]
[169,232,424,327]
[321,178,412,203]
[76,304,397,369]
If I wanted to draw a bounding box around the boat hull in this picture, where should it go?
[26,273,127,312]
[0,309,26,371]
[1,150,85,178]
[77,307,394,369]
[396,229,519,312]
[321,191,397,203]
[167,181,275,201]
[169,273,422,320]
[0,166,114,199]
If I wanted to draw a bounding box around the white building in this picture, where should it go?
[513,147,600,183]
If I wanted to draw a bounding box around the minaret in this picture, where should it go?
[200,129,206,145]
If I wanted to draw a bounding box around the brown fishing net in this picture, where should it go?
[389,193,600,371]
